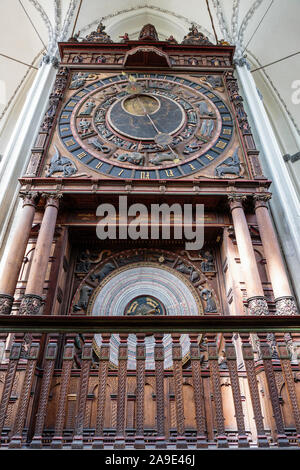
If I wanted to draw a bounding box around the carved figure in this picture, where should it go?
[200,251,216,272]
[88,137,110,153]
[79,119,91,135]
[200,288,217,313]
[80,100,96,115]
[46,145,77,177]
[149,153,175,165]
[69,72,89,89]
[176,263,200,283]
[90,262,116,282]
[116,152,144,166]
[197,101,214,116]
[215,147,241,177]
[73,285,93,311]
[199,119,214,138]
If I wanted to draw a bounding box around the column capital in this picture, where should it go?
[247,296,269,316]
[228,193,247,211]
[19,191,40,208]
[254,192,272,209]
[42,192,63,209]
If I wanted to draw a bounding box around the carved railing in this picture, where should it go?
[0,315,299,449]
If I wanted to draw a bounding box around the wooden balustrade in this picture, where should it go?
[0,315,299,449]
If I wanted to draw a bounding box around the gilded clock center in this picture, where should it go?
[122,94,160,116]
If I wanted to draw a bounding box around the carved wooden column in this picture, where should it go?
[189,334,207,448]
[228,194,268,315]
[30,335,58,448]
[135,333,146,449]
[223,333,249,447]
[19,193,61,315]
[0,192,39,315]
[8,334,41,448]
[276,333,300,443]
[71,335,93,449]
[254,193,298,315]
[114,334,128,449]
[206,333,228,448]
[240,333,269,447]
[92,333,110,449]
[51,335,75,448]
[257,333,289,446]
[172,334,187,448]
[0,334,23,442]
[154,334,166,449]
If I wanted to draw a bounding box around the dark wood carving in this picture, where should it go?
[114,334,128,449]
[154,334,166,449]
[8,335,41,448]
[189,334,207,447]
[258,333,289,447]
[0,334,23,441]
[240,333,269,447]
[276,333,300,440]
[92,333,110,449]
[206,333,228,448]
[223,333,249,447]
[30,335,58,448]
[51,335,75,448]
[71,334,93,448]
[135,333,146,449]
[172,334,187,448]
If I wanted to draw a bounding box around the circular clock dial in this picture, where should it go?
[58,73,234,179]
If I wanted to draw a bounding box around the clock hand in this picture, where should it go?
[135,95,178,159]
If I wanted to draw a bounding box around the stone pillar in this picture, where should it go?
[0,192,39,315]
[254,193,298,315]
[228,194,268,315]
[19,193,61,315]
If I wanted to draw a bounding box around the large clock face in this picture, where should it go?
[58,73,234,179]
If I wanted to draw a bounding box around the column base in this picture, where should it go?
[176,435,188,449]
[30,436,43,448]
[19,294,44,315]
[275,297,298,316]
[114,436,125,449]
[134,435,145,449]
[217,435,229,448]
[71,435,84,449]
[257,435,269,448]
[156,436,167,449]
[277,434,290,447]
[196,435,208,448]
[51,436,63,449]
[8,436,22,448]
[247,296,269,316]
[238,434,250,448]
[92,437,104,449]
[0,294,14,315]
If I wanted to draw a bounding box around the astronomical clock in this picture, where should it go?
[32,23,261,182]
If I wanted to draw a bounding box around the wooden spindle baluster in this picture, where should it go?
[30,335,58,448]
[71,334,93,449]
[135,333,146,449]
[189,334,207,448]
[114,334,128,449]
[51,335,75,448]
[154,334,166,449]
[276,333,300,444]
[223,333,249,447]
[92,333,111,449]
[240,333,269,447]
[0,334,23,444]
[172,334,187,449]
[206,333,228,448]
[9,334,41,448]
[257,333,289,447]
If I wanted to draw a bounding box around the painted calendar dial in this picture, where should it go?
[58,73,234,179]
